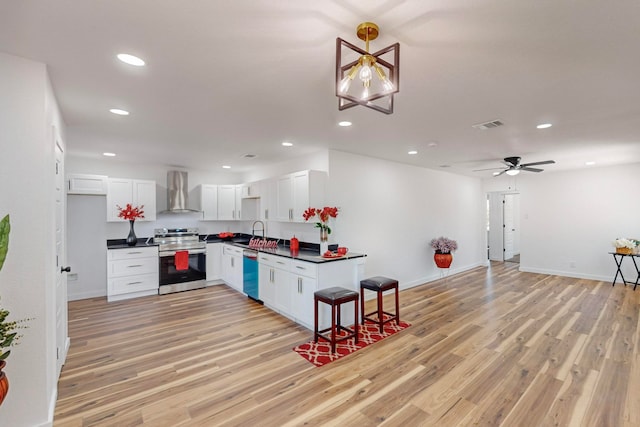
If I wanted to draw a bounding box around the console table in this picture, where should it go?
[610,252,640,290]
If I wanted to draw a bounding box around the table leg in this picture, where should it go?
[612,254,626,286]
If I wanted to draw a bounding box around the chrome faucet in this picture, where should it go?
[252,220,265,239]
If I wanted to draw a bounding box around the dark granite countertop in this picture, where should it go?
[107,232,366,264]
[107,238,158,249]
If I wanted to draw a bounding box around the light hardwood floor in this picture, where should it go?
[54,262,640,426]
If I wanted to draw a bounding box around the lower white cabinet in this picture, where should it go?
[206,243,223,282]
[222,244,243,291]
[107,246,159,301]
[290,260,318,329]
[258,253,291,314]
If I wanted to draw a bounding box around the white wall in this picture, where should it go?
[483,164,640,281]
[327,150,487,288]
[0,52,63,426]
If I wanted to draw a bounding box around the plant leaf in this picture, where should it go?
[0,214,9,272]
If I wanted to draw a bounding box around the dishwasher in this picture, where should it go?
[243,249,260,301]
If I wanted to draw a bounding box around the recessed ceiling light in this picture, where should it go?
[109,108,129,116]
[439,165,451,168]
[222,165,231,169]
[282,142,293,147]
[338,121,352,127]
[536,123,552,129]
[408,150,418,155]
[117,53,145,67]
[103,152,116,157]
[585,161,596,166]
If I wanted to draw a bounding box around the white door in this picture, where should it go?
[488,192,504,261]
[503,194,515,261]
[55,141,69,378]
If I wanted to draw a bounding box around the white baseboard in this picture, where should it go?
[68,289,106,301]
[518,265,611,283]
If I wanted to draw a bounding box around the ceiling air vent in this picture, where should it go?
[472,119,504,130]
[243,154,257,158]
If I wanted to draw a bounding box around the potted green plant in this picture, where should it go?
[0,214,30,406]
[430,236,458,268]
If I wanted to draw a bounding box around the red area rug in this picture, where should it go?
[293,319,411,367]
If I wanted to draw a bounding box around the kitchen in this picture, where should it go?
[2,2,640,424]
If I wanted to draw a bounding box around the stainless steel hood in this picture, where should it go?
[162,170,200,213]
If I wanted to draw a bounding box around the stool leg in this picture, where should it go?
[354,297,359,344]
[314,296,319,343]
[331,302,337,353]
[395,285,400,324]
[360,287,365,325]
[377,290,384,333]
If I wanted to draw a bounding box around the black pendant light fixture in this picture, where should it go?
[336,22,400,114]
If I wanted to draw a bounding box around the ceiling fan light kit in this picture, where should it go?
[474,156,556,176]
[336,22,399,114]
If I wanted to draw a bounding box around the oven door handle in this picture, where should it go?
[159,249,207,257]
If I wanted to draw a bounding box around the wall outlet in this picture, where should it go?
[68,273,78,281]
[569,261,576,269]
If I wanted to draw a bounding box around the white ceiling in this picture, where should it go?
[1,0,639,177]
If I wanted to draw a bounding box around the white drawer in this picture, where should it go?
[258,253,290,269]
[109,256,157,277]
[223,244,242,256]
[108,273,159,295]
[290,260,317,279]
[108,246,158,260]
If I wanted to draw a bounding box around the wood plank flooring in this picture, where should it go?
[54,262,640,426]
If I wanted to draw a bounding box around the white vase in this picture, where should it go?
[320,228,329,254]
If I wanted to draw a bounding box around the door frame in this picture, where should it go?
[487,191,520,262]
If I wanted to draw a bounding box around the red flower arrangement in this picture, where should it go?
[303,206,338,234]
[117,204,145,221]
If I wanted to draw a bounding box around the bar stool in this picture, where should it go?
[360,276,399,333]
[314,287,359,353]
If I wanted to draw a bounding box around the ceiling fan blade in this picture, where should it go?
[473,167,506,172]
[493,170,507,177]
[521,160,555,167]
[521,167,543,172]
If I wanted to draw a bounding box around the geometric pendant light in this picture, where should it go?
[336,22,400,114]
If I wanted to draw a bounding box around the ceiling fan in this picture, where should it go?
[474,156,556,176]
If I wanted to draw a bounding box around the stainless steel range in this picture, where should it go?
[155,228,207,294]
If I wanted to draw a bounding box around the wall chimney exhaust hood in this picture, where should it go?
[161,170,200,213]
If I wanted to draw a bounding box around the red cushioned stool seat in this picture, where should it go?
[360,276,399,333]
[314,287,359,353]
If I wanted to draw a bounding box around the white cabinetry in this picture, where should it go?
[218,185,242,220]
[290,260,318,329]
[258,253,291,315]
[221,244,243,291]
[257,253,366,331]
[195,184,218,220]
[206,243,223,282]
[107,246,159,301]
[67,173,108,195]
[106,178,156,222]
[260,179,275,221]
[275,170,326,222]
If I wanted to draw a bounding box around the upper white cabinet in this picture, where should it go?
[106,178,156,222]
[217,185,239,220]
[275,170,327,222]
[67,173,108,195]
[260,179,276,221]
[193,184,218,220]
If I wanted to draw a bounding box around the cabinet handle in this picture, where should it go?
[232,210,235,219]
[127,264,143,268]
[127,251,143,255]
[238,210,241,219]
[265,209,269,220]
[277,261,285,265]
[231,258,234,267]
[295,266,306,270]
[298,277,302,293]
[127,281,143,286]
